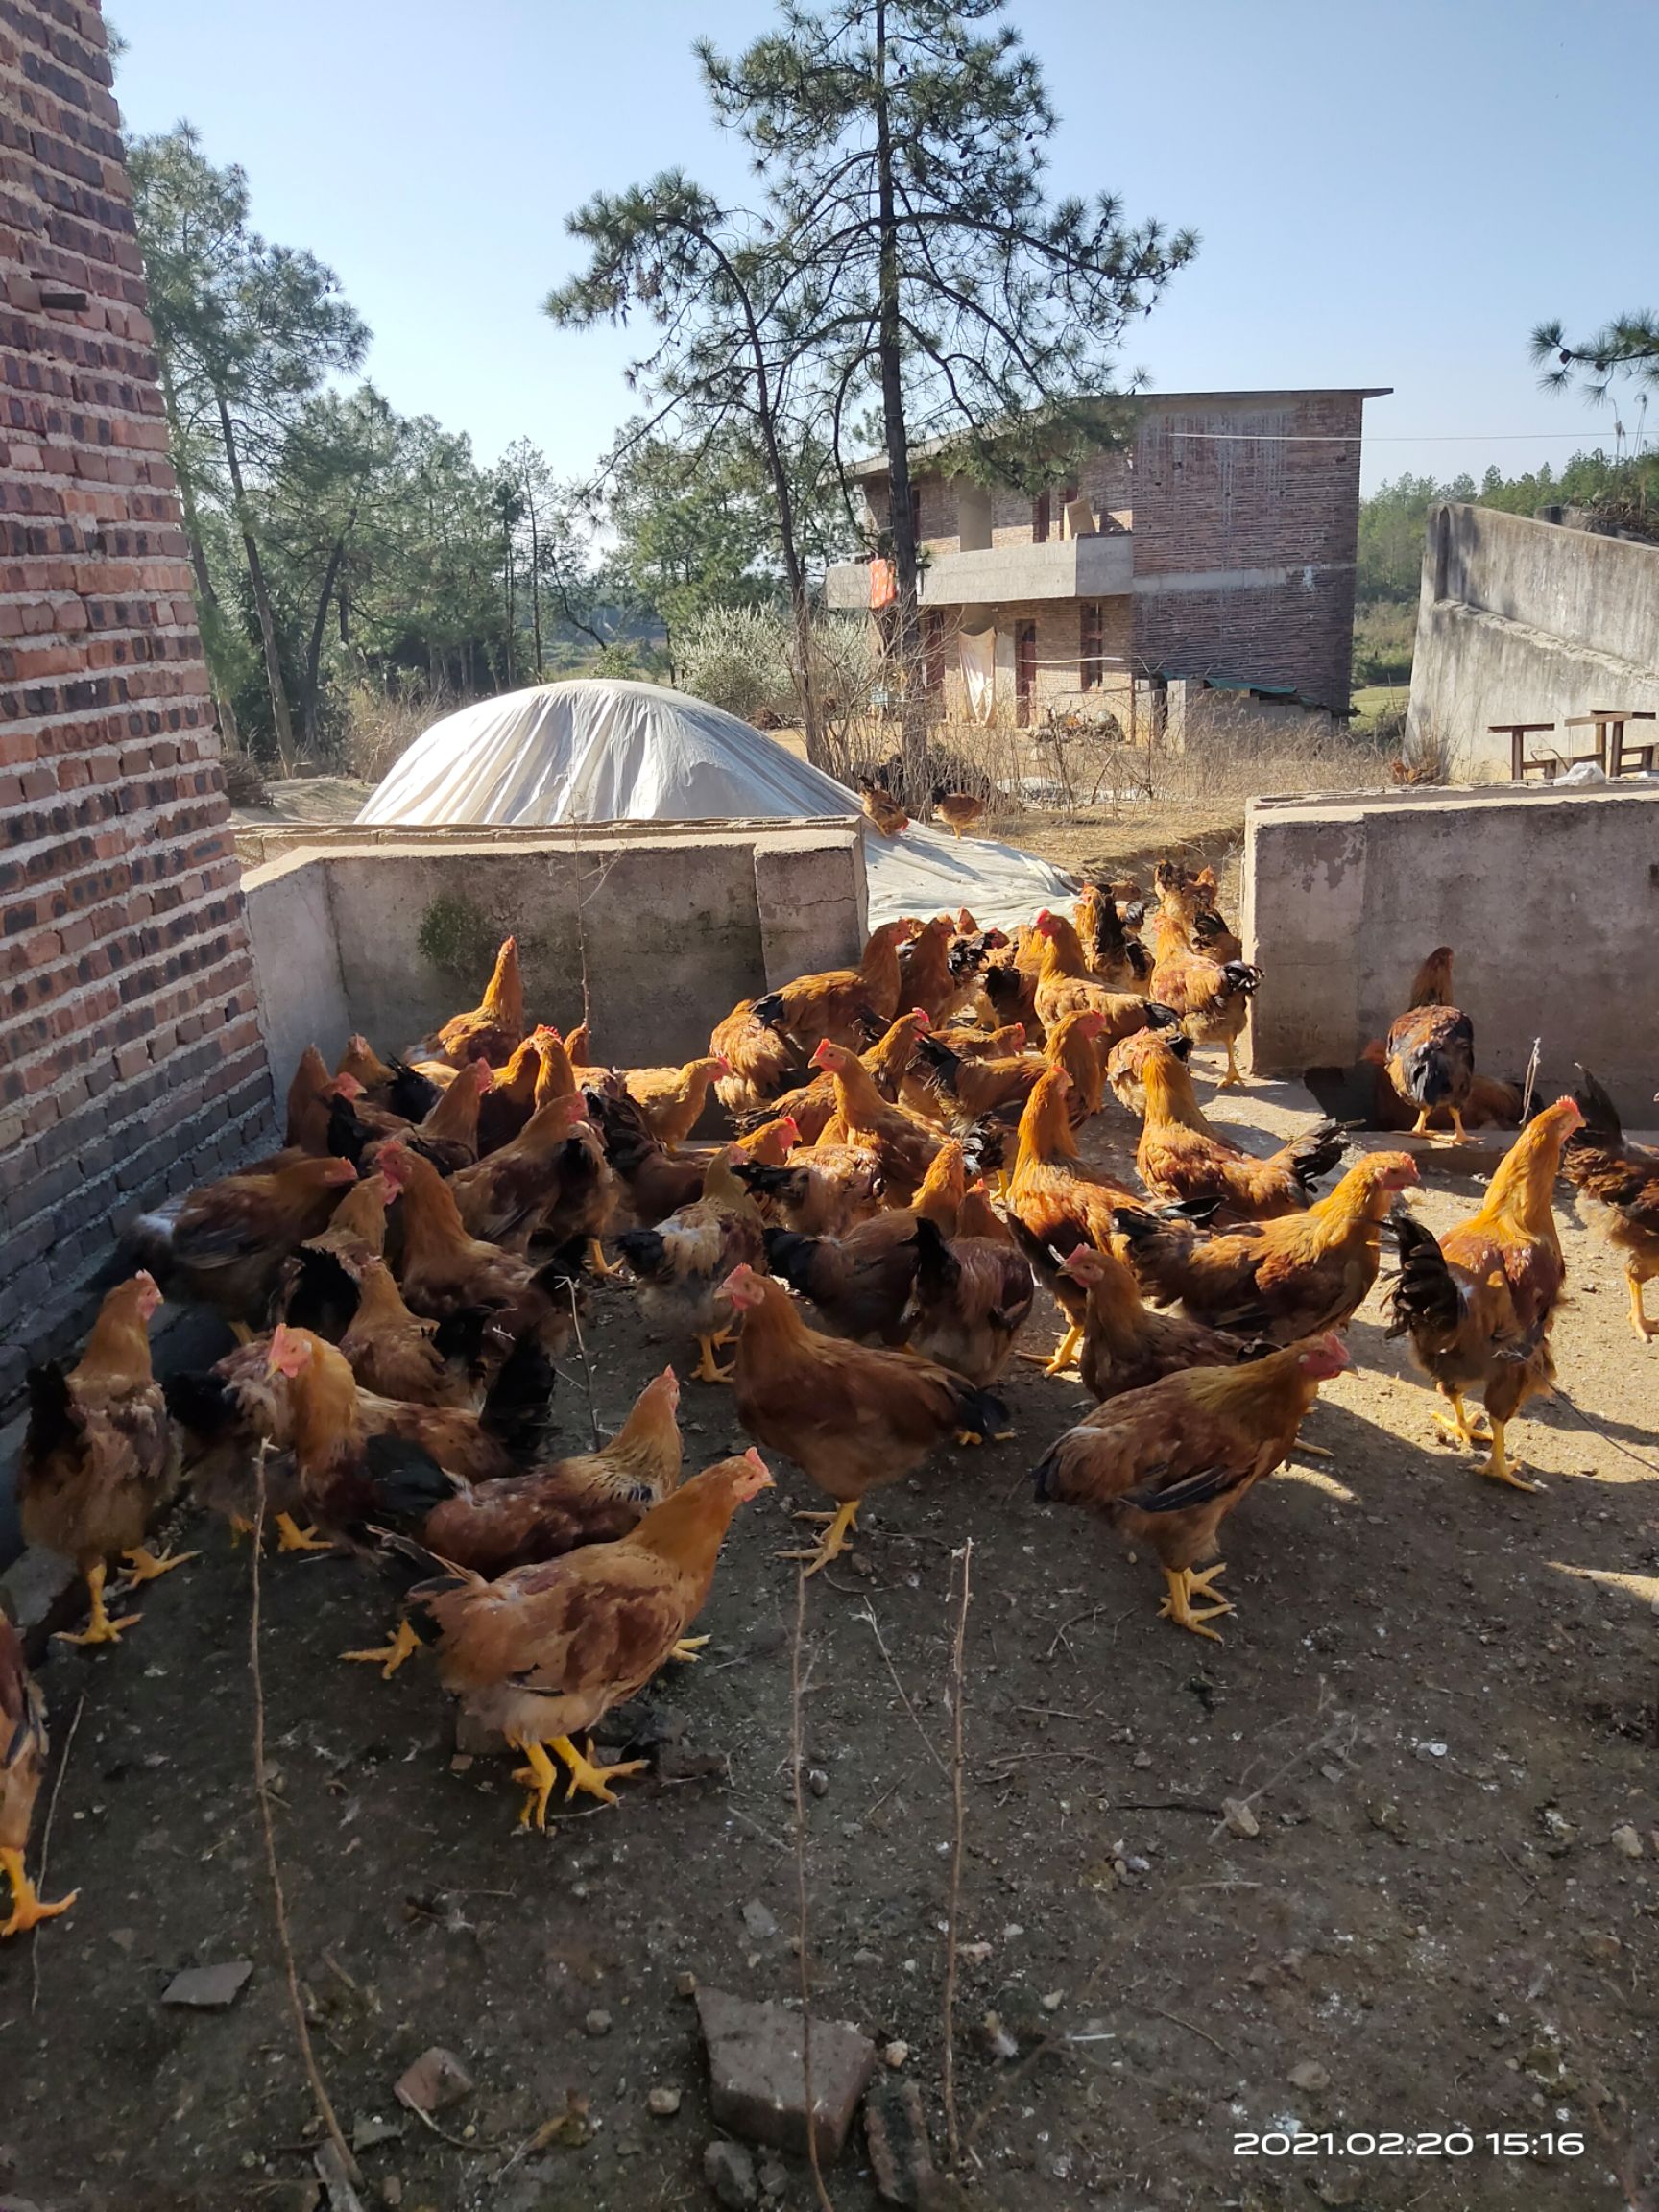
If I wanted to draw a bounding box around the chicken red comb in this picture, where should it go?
[334,1071,365,1100]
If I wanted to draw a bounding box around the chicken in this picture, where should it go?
[762,1142,966,1344]
[1044,1007,1118,1120]
[1148,910,1262,1089]
[335,1032,445,1122]
[808,1039,960,1206]
[1386,1095,1586,1489]
[1115,1151,1421,1342]
[0,1617,76,1938]
[730,1144,885,1238]
[931,787,986,839]
[897,915,962,1024]
[943,1021,1027,1060]
[131,1155,360,1327]
[477,1035,546,1155]
[163,1337,311,1546]
[285,1043,332,1149]
[1006,1068,1142,1294]
[446,1093,604,1252]
[615,1150,768,1382]
[911,1028,1044,1132]
[1136,1041,1344,1221]
[583,1076,706,1232]
[1351,1042,1523,1134]
[1074,882,1150,991]
[746,1011,926,1143]
[278,1172,392,1335]
[412,1367,685,1581]
[1033,1335,1353,1638]
[408,933,524,1070]
[1055,1243,1257,1403]
[980,944,1041,1036]
[530,1025,581,1108]
[710,998,805,1118]
[1153,858,1243,964]
[622,1053,732,1153]
[337,1257,486,1407]
[405,1450,774,1822]
[720,1263,1008,1575]
[749,918,916,1059]
[380,1142,581,1363]
[1383,947,1476,1142]
[1107,1024,1194,1117]
[18,1274,187,1647]
[1562,1067,1659,1340]
[1030,911,1163,1047]
[902,1194,1034,1383]
[859,774,910,837]
[396,1054,491,1175]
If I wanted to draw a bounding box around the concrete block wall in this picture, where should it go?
[1242,783,1659,1118]
[0,0,271,1404]
[1406,504,1659,778]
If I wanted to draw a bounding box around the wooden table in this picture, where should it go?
[1493,721,1560,780]
[1563,709,1658,777]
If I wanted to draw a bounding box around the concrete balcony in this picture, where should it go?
[825,530,1134,612]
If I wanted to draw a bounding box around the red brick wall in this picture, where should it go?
[0,0,272,1402]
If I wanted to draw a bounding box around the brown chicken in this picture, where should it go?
[1057,1243,1256,1403]
[897,914,962,1024]
[615,1150,767,1382]
[408,934,524,1069]
[1107,1024,1194,1117]
[859,775,910,837]
[278,1171,392,1335]
[809,1039,956,1205]
[1562,1067,1659,1340]
[1034,1334,1353,1637]
[285,1043,332,1148]
[622,1053,732,1152]
[1383,948,1476,1141]
[721,1264,1008,1575]
[397,1054,491,1174]
[903,1193,1035,1383]
[19,1274,187,1647]
[761,1142,966,1344]
[710,998,805,1118]
[583,1077,706,1235]
[1074,882,1150,990]
[730,1143,885,1238]
[1,1617,76,1938]
[1114,1151,1421,1342]
[911,1028,1044,1132]
[749,919,916,1059]
[1031,911,1162,1047]
[1351,1042,1523,1134]
[406,1450,774,1822]
[337,1257,483,1407]
[380,1142,580,1363]
[1148,910,1261,1089]
[477,1036,546,1155]
[1137,1042,1345,1221]
[931,787,985,839]
[446,1093,605,1251]
[335,1036,445,1123]
[413,1367,685,1583]
[1045,1007,1118,1120]
[1006,1068,1142,1284]
[751,1011,926,1143]
[132,1154,359,1326]
[1387,1096,1585,1488]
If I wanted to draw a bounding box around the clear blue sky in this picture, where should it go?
[110,0,1658,493]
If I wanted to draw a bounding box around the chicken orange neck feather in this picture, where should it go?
[75,1283,156,1386]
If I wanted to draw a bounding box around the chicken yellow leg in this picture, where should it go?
[274,1513,332,1553]
[55,1561,141,1647]
[779,1499,859,1576]
[122,1544,200,1584]
[667,1635,710,1664]
[1046,1322,1084,1376]
[588,1238,627,1281]
[1219,1043,1244,1091]
[512,1735,561,1830]
[0,1847,76,1940]
[1431,1386,1487,1449]
[1477,1419,1541,1493]
[341,1618,422,1678]
[694,1332,735,1384]
[1629,1275,1656,1343]
[554,1734,647,1806]
[1156,1565,1230,1642]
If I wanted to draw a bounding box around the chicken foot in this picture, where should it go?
[341,1618,422,1678]
[693,1331,735,1385]
[1628,1275,1656,1343]
[1410,1106,1469,1142]
[1476,1419,1541,1494]
[779,1500,859,1577]
[0,1847,76,1940]
[122,1544,200,1585]
[1431,1387,1489,1451]
[1046,1323,1084,1375]
[54,1561,141,1647]
[274,1513,333,1553]
[588,1238,628,1281]
[667,1635,710,1663]
[1156,1564,1232,1642]
[1218,1043,1244,1091]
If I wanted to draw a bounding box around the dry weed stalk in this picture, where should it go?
[941,1540,974,2169]
[790,1566,836,2212]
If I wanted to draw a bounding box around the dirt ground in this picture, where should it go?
[3,1069,1656,2212]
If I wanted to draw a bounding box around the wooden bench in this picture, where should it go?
[1498,711,1657,780]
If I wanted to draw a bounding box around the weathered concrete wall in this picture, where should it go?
[1407,504,1659,778]
[1242,783,1659,1118]
[239,823,867,1094]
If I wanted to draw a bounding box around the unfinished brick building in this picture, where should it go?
[0,0,270,1405]
[827,388,1388,735]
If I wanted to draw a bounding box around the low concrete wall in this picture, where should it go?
[239,821,867,1095]
[1242,782,1659,1118]
[1407,504,1659,778]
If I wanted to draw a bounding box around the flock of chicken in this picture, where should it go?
[3,858,1656,1942]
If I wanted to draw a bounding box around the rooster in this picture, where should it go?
[1147,908,1261,1090]
[1033,1335,1353,1639]
[408,934,524,1069]
[1383,947,1475,1142]
[615,1150,767,1382]
[1562,1067,1659,1340]
[1387,1096,1585,1489]
[1136,1041,1344,1221]
[749,919,916,1058]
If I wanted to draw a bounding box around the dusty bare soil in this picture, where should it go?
[3,1072,1656,2212]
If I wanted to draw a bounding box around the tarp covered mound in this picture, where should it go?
[357,678,1075,931]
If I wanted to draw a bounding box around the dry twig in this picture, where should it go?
[790,1568,835,2212]
[941,1540,973,2170]
[29,1688,84,2014]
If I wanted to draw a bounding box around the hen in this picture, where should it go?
[476,1035,547,1156]
[903,1191,1035,1383]
[754,1010,927,1144]
[1,1617,76,1937]
[446,1092,604,1252]
[710,998,805,1118]
[1137,1040,1344,1221]
[1562,1067,1659,1340]
[408,933,524,1069]
[380,1142,580,1363]
[405,1451,773,1822]
[1387,1095,1585,1488]
[1031,911,1162,1047]
[749,919,915,1058]
[1007,1067,1141,1271]
[1383,947,1475,1142]
[1148,909,1261,1089]
[615,1149,767,1382]
[721,1263,1008,1575]
[19,1274,187,1647]
[132,1154,359,1327]
[624,1053,732,1153]
[931,787,986,840]
[1033,1335,1353,1638]
[762,1142,966,1344]
[1056,1242,1257,1403]
[1073,881,1150,990]
[731,1143,885,1238]
[1115,1151,1420,1342]
[809,1039,960,1205]
[858,775,910,837]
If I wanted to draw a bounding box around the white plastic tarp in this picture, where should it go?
[357,678,1075,931]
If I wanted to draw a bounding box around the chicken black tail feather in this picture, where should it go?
[1144,1000,1183,1031]
[1384,1205,1461,1340]
[386,1059,443,1122]
[1288,1119,1346,1194]
[479,1334,557,1456]
[751,992,786,1031]
[950,1379,1008,1442]
[360,1432,462,1532]
[1571,1064,1623,1142]
[1120,1462,1251,1513]
[161,1367,244,1444]
[282,1244,361,1336]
